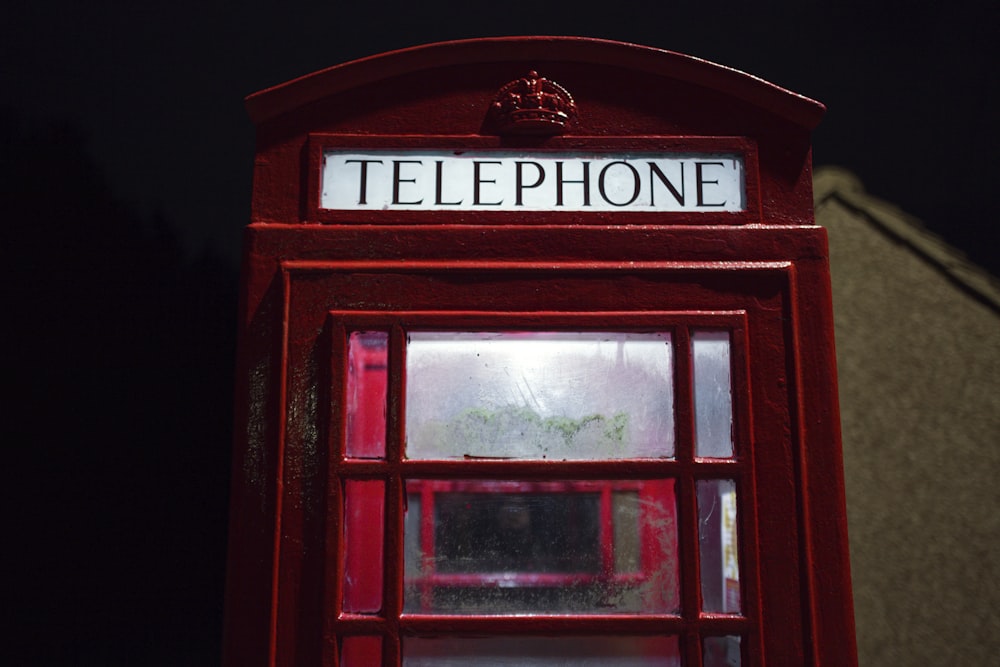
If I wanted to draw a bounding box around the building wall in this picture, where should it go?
[815,167,1000,665]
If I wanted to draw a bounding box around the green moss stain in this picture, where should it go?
[448,406,629,448]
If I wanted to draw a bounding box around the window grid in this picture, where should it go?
[329,317,754,667]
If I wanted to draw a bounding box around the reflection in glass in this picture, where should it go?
[346,331,388,459]
[692,331,733,458]
[403,635,680,666]
[404,493,423,579]
[698,479,741,614]
[343,479,384,613]
[405,332,673,460]
[340,636,382,667]
[704,635,741,667]
[404,479,678,615]
[434,491,601,574]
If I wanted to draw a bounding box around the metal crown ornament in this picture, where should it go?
[491,71,577,136]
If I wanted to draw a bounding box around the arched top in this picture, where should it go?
[245,36,825,130]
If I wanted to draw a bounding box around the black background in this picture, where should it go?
[2,3,995,664]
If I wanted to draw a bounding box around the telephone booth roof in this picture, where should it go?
[246,36,824,129]
[244,37,826,227]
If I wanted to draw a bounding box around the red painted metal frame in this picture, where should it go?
[226,36,856,667]
[227,230,855,666]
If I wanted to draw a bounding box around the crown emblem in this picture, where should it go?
[490,71,577,136]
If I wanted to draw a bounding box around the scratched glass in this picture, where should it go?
[403,479,679,614]
[345,331,388,459]
[405,332,673,460]
[698,479,741,614]
[704,636,742,667]
[693,331,734,459]
[403,635,681,666]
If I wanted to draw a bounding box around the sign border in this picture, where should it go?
[306,134,760,226]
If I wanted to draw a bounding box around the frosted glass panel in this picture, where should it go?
[346,331,388,458]
[698,479,741,614]
[404,479,678,614]
[692,331,733,458]
[613,491,641,573]
[704,635,741,667]
[404,635,680,666]
[405,332,673,460]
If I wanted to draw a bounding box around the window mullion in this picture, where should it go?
[675,327,704,665]
[324,323,347,667]
[383,325,406,665]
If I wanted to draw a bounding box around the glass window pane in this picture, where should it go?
[703,635,741,666]
[405,332,673,460]
[434,491,602,574]
[343,479,384,613]
[341,636,382,667]
[404,635,680,666]
[404,479,678,614]
[697,479,741,614]
[692,331,733,458]
[346,331,388,459]
[404,492,423,578]
[613,490,641,573]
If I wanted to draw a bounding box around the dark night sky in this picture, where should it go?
[2,3,996,665]
[4,2,998,272]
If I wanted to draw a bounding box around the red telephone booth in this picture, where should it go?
[224,37,857,666]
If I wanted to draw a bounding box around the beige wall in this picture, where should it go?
[815,168,1000,665]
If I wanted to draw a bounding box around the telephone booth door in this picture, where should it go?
[344,317,747,666]
[224,37,857,667]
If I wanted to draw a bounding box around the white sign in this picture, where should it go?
[322,150,744,212]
